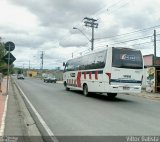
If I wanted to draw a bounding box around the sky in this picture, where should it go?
[1,0,160,69]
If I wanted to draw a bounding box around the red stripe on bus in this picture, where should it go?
[89,71,92,79]
[77,72,81,87]
[95,71,98,80]
[84,71,86,79]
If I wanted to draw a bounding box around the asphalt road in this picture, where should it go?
[15,77,160,137]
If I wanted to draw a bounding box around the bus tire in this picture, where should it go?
[66,86,70,91]
[107,93,117,99]
[64,82,70,91]
[83,84,89,97]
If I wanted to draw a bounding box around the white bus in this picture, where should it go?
[63,47,143,98]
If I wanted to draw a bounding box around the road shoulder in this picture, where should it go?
[128,90,160,101]
[4,78,43,142]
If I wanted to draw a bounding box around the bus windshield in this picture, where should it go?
[112,47,143,69]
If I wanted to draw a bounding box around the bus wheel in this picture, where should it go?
[66,87,70,91]
[65,84,70,91]
[83,84,89,96]
[64,82,70,91]
[107,93,117,99]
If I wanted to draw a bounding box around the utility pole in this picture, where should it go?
[154,30,156,66]
[40,51,44,77]
[83,17,98,51]
[29,60,30,70]
[23,64,24,74]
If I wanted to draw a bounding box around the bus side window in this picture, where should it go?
[94,51,106,69]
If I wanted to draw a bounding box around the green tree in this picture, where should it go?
[0,42,8,75]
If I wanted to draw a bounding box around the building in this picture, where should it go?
[143,54,160,93]
[27,70,38,77]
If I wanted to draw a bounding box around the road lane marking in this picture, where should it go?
[0,95,8,136]
[15,80,59,142]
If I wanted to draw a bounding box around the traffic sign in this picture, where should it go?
[5,41,15,51]
[2,53,16,65]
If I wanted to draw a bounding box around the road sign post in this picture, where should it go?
[3,41,15,95]
[5,41,15,51]
[3,53,16,65]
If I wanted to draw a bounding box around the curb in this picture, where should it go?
[56,81,63,84]
[0,95,8,136]
[129,91,160,101]
[14,79,59,142]
[0,78,8,136]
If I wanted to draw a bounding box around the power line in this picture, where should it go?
[95,33,153,45]
[95,24,160,40]
[107,2,129,14]
[93,0,120,17]
[110,35,152,45]
[94,33,160,49]
[97,35,153,46]
[130,41,153,47]
[94,30,160,47]
[95,32,152,44]
[93,0,129,18]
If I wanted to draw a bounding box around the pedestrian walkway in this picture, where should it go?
[0,77,7,135]
[140,90,160,100]
[129,90,160,101]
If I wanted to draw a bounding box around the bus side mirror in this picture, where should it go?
[63,62,66,66]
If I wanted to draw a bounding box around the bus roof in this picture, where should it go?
[66,47,140,62]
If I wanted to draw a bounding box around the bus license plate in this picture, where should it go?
[123,87,130,90]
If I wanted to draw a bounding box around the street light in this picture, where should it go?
[73,27,91,42]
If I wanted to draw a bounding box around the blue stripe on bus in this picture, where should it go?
[111,79,142,83]
[98,70,103,74]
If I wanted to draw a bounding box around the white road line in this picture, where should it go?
[15,81,59,142]
[0,95,8,136]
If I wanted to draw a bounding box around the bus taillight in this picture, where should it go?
[106,72,111,84]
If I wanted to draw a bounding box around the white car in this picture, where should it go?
[17,74,25,79]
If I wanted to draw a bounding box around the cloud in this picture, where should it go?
[8,0,105,27]
[0,1,39,32]
[113,0,160,29]
[59,33,89,47]
[3,0,106,50]
[1,0,160,69]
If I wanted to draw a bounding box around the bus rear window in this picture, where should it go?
[112,47,143,69]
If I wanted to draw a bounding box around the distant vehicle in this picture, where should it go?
[44,76,57,83]
[17,74,25,79]
[63,47,144,98]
